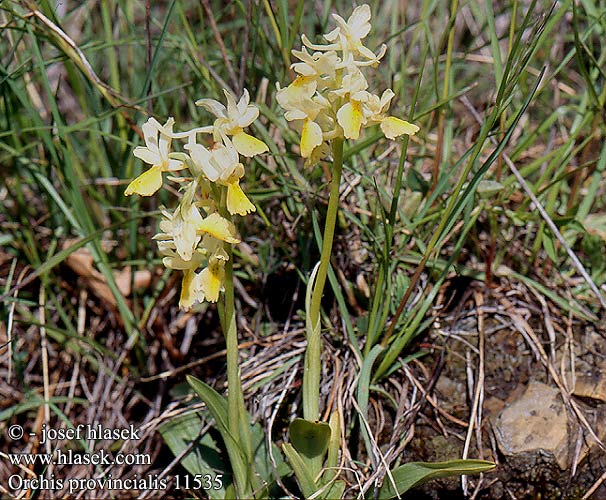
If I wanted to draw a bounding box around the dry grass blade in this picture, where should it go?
[24,3,137,111]
[462,290,486,495]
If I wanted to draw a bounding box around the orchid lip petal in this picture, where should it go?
[300,120,323,158]
[227,181,256,215]
[233,131,268,157]
[124,165,163,196]
[380,117,420,139]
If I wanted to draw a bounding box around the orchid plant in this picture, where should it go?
[273,5,493,499]
[276,2,419,485]
[125,90,268,498]
[125,90,265,309]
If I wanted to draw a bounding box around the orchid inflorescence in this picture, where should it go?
[125,4,418,312]
[276,4,419,164]
[125,90,267,309]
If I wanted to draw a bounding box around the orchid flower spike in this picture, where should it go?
[276,4,420,163]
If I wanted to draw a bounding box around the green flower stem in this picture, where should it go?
[219,187,241,447]
[223,250,240,440]
[304,138,344,423]
[220,191,254,496]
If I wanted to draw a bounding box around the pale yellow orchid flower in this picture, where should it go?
[155,195,240,263]
[179,253,227,308]
[196,89,268,158]
[194,256,225,303]
[156,239,204,270]
[185,137,240,183]
[196,212,241,244]
[291,47,340,85]
[179,268,204,309]
[200,234,229,261]
[156,204,203,262]
[364,89,420,139]
[276,77,332,158]
[186,136,256,216]
[179,254,227,308]
[276,76,322,121]
[302,4,386,66]
[333,68,370,140]
[125,117,183,196]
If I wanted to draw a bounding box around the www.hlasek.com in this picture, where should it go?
[8,448,151,466]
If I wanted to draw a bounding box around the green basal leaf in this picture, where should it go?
[282,442,318,499]
[251,421,290,483]
[223,482,237,500]
[378,459,496,499]
[289,418,331,459]
[186,375,250,498]
[158,411,227,500]
[325,412,341,473]
[316,479,346,500]
[187,376,230,434]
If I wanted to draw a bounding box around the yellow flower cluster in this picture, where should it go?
[277,4,419,163]
[125,90,267,309]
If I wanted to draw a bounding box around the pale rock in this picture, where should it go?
[572,371,606,403]
[494,381,571,469]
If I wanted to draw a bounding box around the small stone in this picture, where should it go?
[572,371,606,403]
[494,381,571,469]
